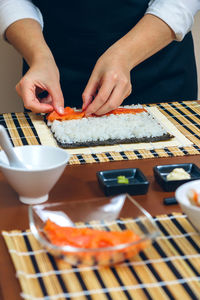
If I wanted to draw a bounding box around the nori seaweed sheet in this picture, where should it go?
[53,133,173,149]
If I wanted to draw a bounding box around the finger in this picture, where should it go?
[16,80,54,113]
[82,95,93,111]
[82,75,99,110]
[94,83,128,116]
[84,79,115,116]
[48,83,65,115]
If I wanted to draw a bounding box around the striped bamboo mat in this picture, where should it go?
[1,101,200,165]
[2,213,200,300]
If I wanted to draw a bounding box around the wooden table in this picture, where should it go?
[0,153,199,300]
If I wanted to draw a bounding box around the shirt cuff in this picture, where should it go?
[146,0,197,41]
[0,0,43,39]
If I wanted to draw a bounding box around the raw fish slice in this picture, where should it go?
[47,107,147,122]
[47,107,84,122]
[44,219,142,249]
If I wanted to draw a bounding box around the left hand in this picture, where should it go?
[82,44,132,116]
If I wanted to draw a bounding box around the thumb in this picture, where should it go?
[49,83,65,114]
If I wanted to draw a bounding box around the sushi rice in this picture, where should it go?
[48,105,169,145]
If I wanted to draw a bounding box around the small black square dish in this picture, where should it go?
[153,163,200,192]
[97,168,149,196]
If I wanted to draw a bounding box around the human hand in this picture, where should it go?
[82,44,132,116]
[16,56,64,114]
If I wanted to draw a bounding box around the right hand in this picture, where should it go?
[16,56,64,114]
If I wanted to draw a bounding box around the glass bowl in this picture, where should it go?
[29,194,160,266]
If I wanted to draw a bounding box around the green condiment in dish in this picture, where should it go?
[117,175,129,184]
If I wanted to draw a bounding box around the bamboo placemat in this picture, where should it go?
[2,213,200,300]
[1,101,200,165]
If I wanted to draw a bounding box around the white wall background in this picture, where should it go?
[0,13,200,113]
[0,36,23,113]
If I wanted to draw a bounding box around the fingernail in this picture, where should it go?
[57,107,64,114]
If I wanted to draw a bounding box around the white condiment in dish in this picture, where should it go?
[166,168,191,181]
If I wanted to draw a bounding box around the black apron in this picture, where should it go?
[28,0,197,108]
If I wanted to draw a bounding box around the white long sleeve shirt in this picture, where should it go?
[0,0,199,41]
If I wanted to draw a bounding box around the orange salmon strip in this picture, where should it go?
[44,219,141,248]
[105,107,147,116]
[47,107,147,121]
[47,107,85,121]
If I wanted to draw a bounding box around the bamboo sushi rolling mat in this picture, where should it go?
[1,101,200,165]
[2,212,200,300]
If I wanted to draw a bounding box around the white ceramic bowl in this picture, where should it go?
[175,179,200,232]
[0,145,70,204]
